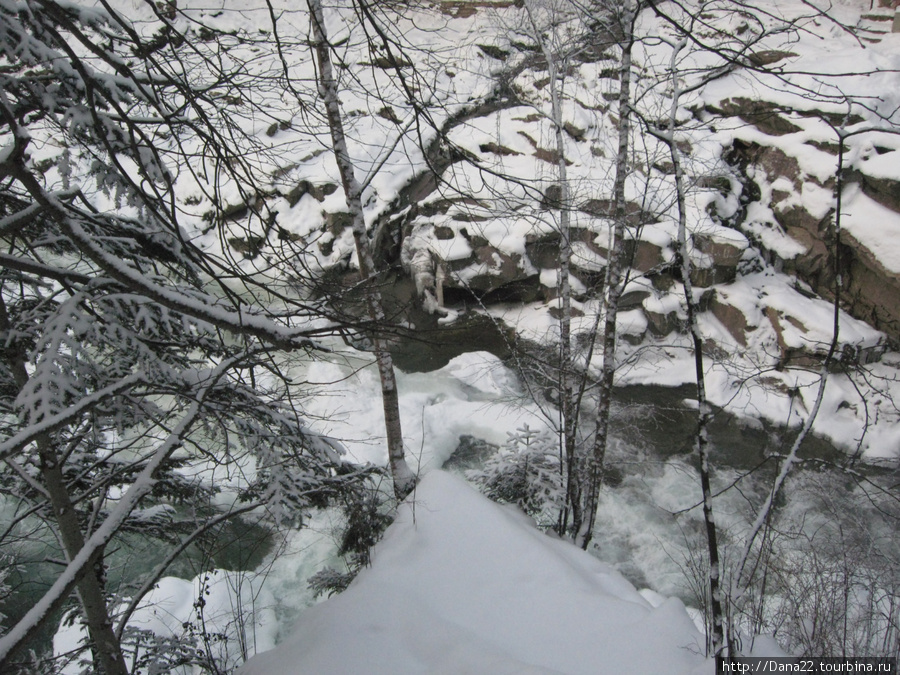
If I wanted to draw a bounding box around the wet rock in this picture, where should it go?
[692,232,745,285]
[690,264,730,288]
[747,50,799,66]
[517,131,573,166]
[578,198,651,225]
[286,180,339,207]
[458,227,488,248]
[480,276,545,304]
[227,235,265,259]
[649,271,676,292]
[563,121,587,141]
[479,142,521,156]
[630,240,665,273]
[324,211,353,235]
[765,307,816,369]
[477,44,510,61]
[843,229,900,341]
[525,232,561,269]
[859,172,900,213]
[465,247,523,293]
[619,289,651,310]
[266,119,292,137]
[548,305,585,320]
[377,106,402,124]
[434,225,456,240]
[444,435,500,471]
[645,308,681,337]
[693,232,744,267]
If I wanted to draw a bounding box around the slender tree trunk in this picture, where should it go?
[677,196,726,657]
[39,442,127,675]
[578,12,634,549]
[730,133,846,638]
[307,0,415,500]
[659,39,726,655]
[524,0,580,537]
[0,300,128,675]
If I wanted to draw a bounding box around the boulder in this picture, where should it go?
[450,246,525,294]
[860,172,900,213]
[707,98,802,136]
[693,233,744,267]
[692,232,745,284]
[842,229,900,339]
[765,307,819,369]
[631,240,665,273]
[524,231,561,269]
[324,210,353,235]
[434,225,456,240]
[645,308,681,336]
[708,291,752,346]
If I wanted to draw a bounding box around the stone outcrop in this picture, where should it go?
[729,140,900,342]
[843,229,900,337]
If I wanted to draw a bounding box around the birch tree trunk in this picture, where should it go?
[307,0,415,500]
[523,0,580,537]
[653,38,726,656]
[578,5,635,549]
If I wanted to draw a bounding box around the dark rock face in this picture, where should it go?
[645,307,681,337]
[858,172,900,214]
[709,291,752,346]
[730,141,900,343]
[305,42,896,370]
[843,230,900,338]
[705,98,803,136]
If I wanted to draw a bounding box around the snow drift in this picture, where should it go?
[239,471,712,675]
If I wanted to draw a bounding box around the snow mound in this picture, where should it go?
[239,471,712,675]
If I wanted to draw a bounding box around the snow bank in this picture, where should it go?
[239,471,712,675]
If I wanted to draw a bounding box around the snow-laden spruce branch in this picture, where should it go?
[0,252,92,286]
[0,354,239,668]
[8,176,329,352]
[0,372,143,464]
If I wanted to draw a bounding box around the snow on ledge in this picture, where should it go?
[239,471,712,675]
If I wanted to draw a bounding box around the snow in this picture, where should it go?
[12,0,900,668]
[239,471,712,675]
[300,350,549,473]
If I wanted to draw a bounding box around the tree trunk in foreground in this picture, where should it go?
[523,0,581,537]
[0,299,128,675]
[578,11,635,549]
[659,41,726,653]
[308,0,415,500]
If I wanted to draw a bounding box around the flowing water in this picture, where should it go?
[4,316,894,662]
[0,507,273,664]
